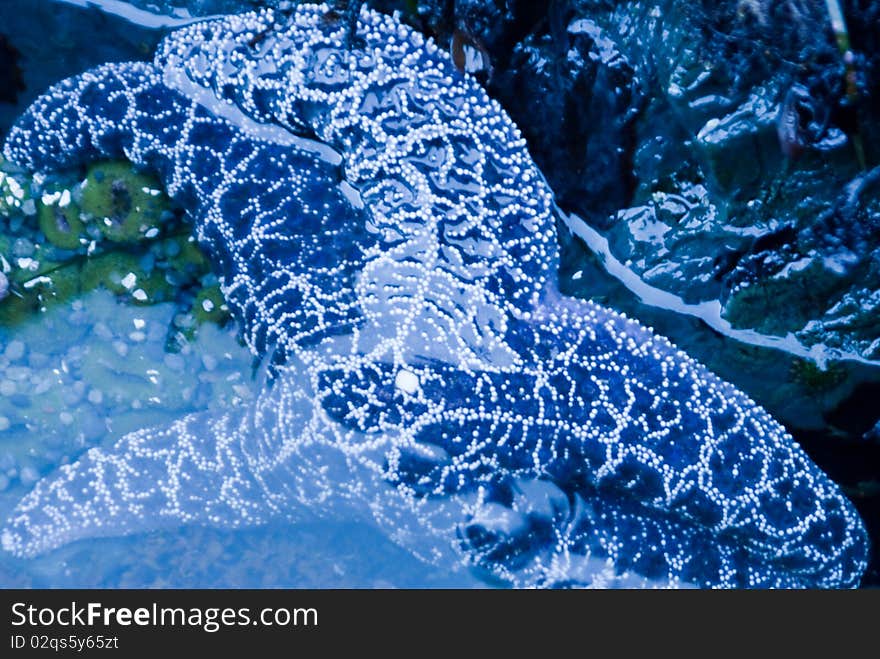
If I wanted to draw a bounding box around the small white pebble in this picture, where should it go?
[164,353,185,371]
[20,467,39,485]
[4,340,25,362]
[41,191,61,205]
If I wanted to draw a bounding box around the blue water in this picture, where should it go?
[0,289,479,587]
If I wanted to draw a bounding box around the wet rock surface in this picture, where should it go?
[0,35,25,106]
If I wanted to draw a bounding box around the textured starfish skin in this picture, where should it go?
[0,5,869,588]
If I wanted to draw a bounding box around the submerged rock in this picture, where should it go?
[0,34,25,106]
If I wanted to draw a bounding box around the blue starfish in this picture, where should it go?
[0,4,869,588]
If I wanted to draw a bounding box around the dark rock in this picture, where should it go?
[0,34,25,105]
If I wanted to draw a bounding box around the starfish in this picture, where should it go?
[0,4,869,588]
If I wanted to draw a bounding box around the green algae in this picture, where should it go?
[167,233,211,278]
[37,187,86,250]
[1,160,229,339]
[0,288,39,325]
[192,285,230,324]
[80,251,171,305]
[27,261,81,309]
[79,161,170,243]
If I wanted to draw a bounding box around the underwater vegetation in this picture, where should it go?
[1,157,227,336]
[0,3,872,589]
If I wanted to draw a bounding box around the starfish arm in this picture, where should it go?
[328,295,869,588]
[3,62,172,173]
[2,59,369,356]
[0,399,303,559]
